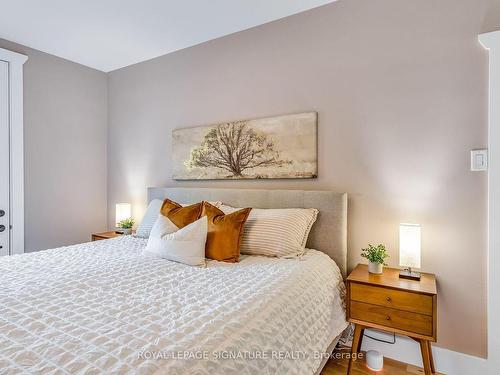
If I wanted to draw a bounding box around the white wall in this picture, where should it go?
[0,1,496,371]
[360,29,500,375]
[107,0,488,358]
[0,38,108,251]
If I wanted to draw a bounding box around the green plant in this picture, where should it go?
[361,244,389,265]
[118,217,134,229]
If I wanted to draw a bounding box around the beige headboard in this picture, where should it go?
[148,187,348,277]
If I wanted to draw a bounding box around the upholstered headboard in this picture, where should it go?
[148,187,348,277]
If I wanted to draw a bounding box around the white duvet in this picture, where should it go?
[0,236,347,375]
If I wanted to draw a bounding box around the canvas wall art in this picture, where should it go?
[172,112,317,180]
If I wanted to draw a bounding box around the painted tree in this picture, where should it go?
[186,121,288,177]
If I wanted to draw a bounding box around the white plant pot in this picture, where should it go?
[121,228,132,235]
[368,261,383,274]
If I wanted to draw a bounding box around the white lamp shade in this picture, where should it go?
[399,223,421,269]
[116,203,131,226]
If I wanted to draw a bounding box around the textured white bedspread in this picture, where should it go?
[0,236,347,375]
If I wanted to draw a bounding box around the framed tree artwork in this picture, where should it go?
[172,112,318,180]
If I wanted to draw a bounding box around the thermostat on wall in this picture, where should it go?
[471,149,488,171]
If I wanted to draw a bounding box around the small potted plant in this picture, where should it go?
[117,218,134,235]
[361,244,389,274]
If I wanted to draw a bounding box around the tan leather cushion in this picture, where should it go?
[201,202,251,263]
[160,199,202,228]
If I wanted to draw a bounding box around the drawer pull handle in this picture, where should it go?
[386,316,391,321]
[386,297,391,302]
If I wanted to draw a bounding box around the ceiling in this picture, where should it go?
[0,0,337,72]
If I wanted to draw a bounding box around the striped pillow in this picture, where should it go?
[219,204,319,258]
[135,199,164,238]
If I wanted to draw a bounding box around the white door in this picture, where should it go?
[0,60,9,256]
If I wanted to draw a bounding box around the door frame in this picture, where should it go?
[0,48,27,255]
[480,31,500,373]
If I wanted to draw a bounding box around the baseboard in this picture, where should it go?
[361,329,487,375]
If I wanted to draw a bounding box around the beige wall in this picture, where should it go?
[107,0,489,357]
[482,0,500,32]
[0,38,108,252]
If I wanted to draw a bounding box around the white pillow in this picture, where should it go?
[148,213,179,238]
[135,199,221,238]
[144,215,207,267]
[219,204,319,258]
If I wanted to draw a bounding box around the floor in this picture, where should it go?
[321,352,443,375]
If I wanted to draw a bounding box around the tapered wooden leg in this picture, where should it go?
[356,327,365,353]
[419,339,432,375]
[347,325,363,375]
[426,341,435,373]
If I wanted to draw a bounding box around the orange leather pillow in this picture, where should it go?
[160,199,202,228]
[201,202,251,263]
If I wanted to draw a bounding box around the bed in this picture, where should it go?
[0,188,348,375]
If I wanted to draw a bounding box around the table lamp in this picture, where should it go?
[115,203,131,233]
[399,223,421,281]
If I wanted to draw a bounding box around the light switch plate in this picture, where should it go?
[471,149,488,171]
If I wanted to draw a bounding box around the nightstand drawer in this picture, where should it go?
[350,301,433,337]
[350,283,433,316]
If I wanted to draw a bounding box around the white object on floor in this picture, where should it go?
[366,350,383,371]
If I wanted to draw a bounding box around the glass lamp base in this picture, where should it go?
[399,269,421,281]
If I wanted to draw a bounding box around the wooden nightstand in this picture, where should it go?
[91,231,123,241]
[346,264,437,375]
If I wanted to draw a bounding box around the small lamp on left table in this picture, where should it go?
[115,203,132,234]
[399,223,422,280]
